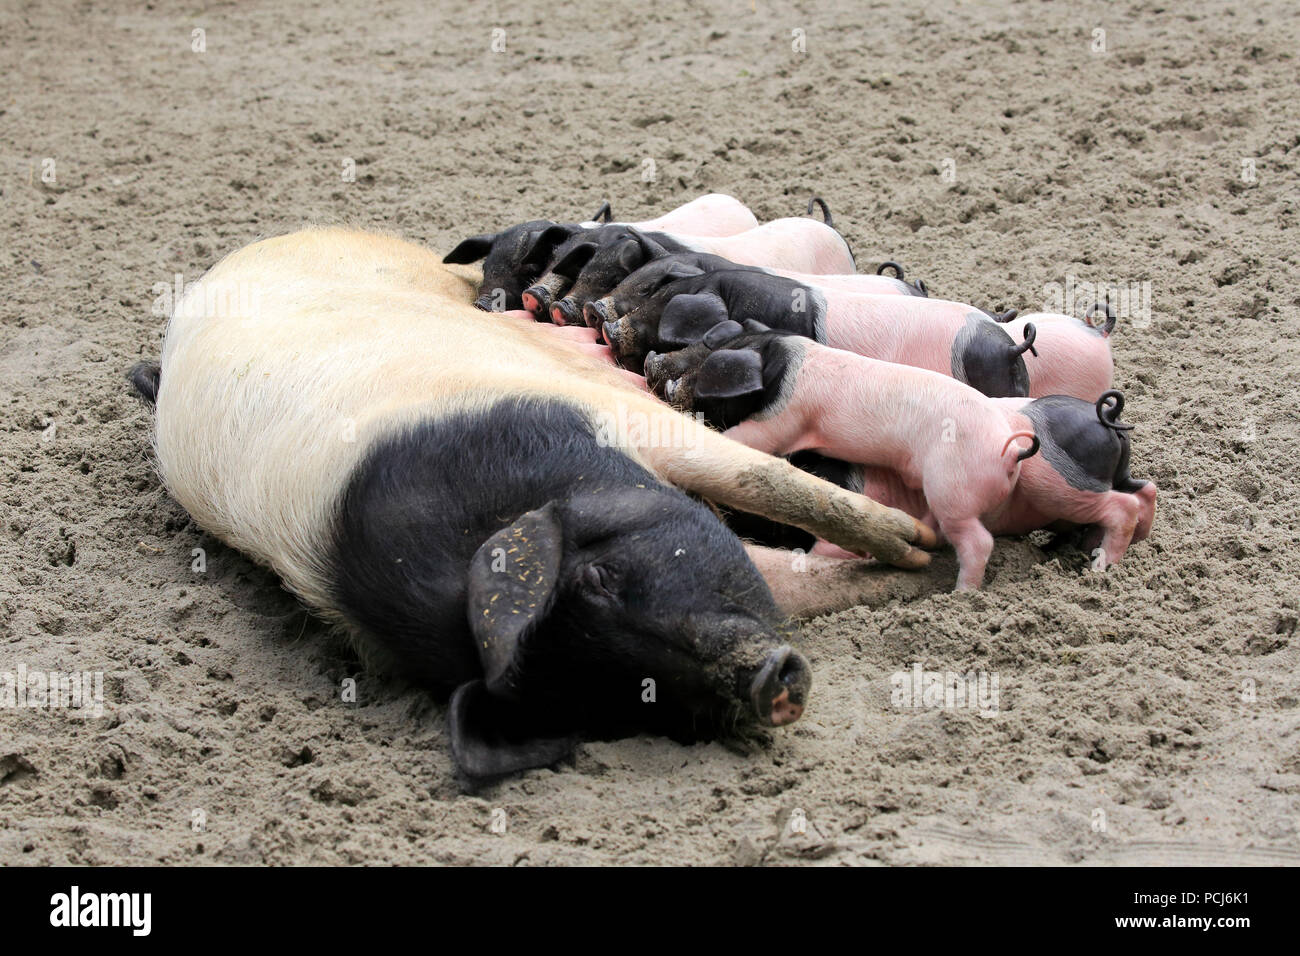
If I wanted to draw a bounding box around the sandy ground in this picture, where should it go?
[2,0,1299,866]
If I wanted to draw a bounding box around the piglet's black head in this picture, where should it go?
[443,220,577,311]
[644,321,797,430]
[450,486,810,779]
[554,228,689,324]
[596,263,722,370]
[528,224,677,315]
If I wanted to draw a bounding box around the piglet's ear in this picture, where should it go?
[551,242,598,278]
[695,348,764,400]
[447,680,577,779]
[521,225,577,271]
[659,260,705,282]
[741,319,772,334]
[466,502,564,699]
[659,293,731,347]
[616,239,649,274]
[443,234,499,264]
[702,319,745,349]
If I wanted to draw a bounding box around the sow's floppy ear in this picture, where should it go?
[659,292,730,347]
[442,233,500,264]
[447,680,577,780]
[450,502,577,778]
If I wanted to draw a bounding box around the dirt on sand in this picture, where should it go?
[2,0,1298,865]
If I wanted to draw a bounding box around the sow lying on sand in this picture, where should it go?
[127,227,936,778]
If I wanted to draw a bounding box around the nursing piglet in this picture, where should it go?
[838,390,1156,569]
[600,262,1038,399]
[443,194,758,311]
[644,324,1039,590]
[523,214,857,317]
[545,227,911,324]
[547,233,920,326]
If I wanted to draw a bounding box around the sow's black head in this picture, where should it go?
[443,219,578,312]
[331,401,810,780]
[1022,389,1149,494]
[950,312,1037,398]
[644,320,799,430]
[454,487,811,777]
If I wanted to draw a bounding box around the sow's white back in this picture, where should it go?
[152,227,652,610]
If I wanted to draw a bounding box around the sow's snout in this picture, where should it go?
[746,644,811,727]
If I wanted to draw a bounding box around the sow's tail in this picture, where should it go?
[127,361,161,406]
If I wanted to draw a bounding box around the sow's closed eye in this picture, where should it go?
[578,563,620,601]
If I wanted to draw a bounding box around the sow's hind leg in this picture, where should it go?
[629,408,938,568]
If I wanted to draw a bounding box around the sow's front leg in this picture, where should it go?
[744,545,951,620]
[627,408,938,568]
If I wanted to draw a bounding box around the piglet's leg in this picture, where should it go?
[1097,493,1143,567]
[633,413,938,569]
[745,545,948,619]
[938,515,995,590]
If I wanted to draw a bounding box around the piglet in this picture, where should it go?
[994,301,1117,401]
[443,194,758,312]
[644,324,1039,590]
[988,389,1156,566]
[824,391,1155,570]
[547,232,920,327]
[599,260,1040,398]
[651,320,1155,574]
[525,205,856,317]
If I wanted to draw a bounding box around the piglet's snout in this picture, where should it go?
[583,299,612,331]
[749,645,811,727]
[643,351,664,386]
[551,298,581,327]
[522,285,551,315]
